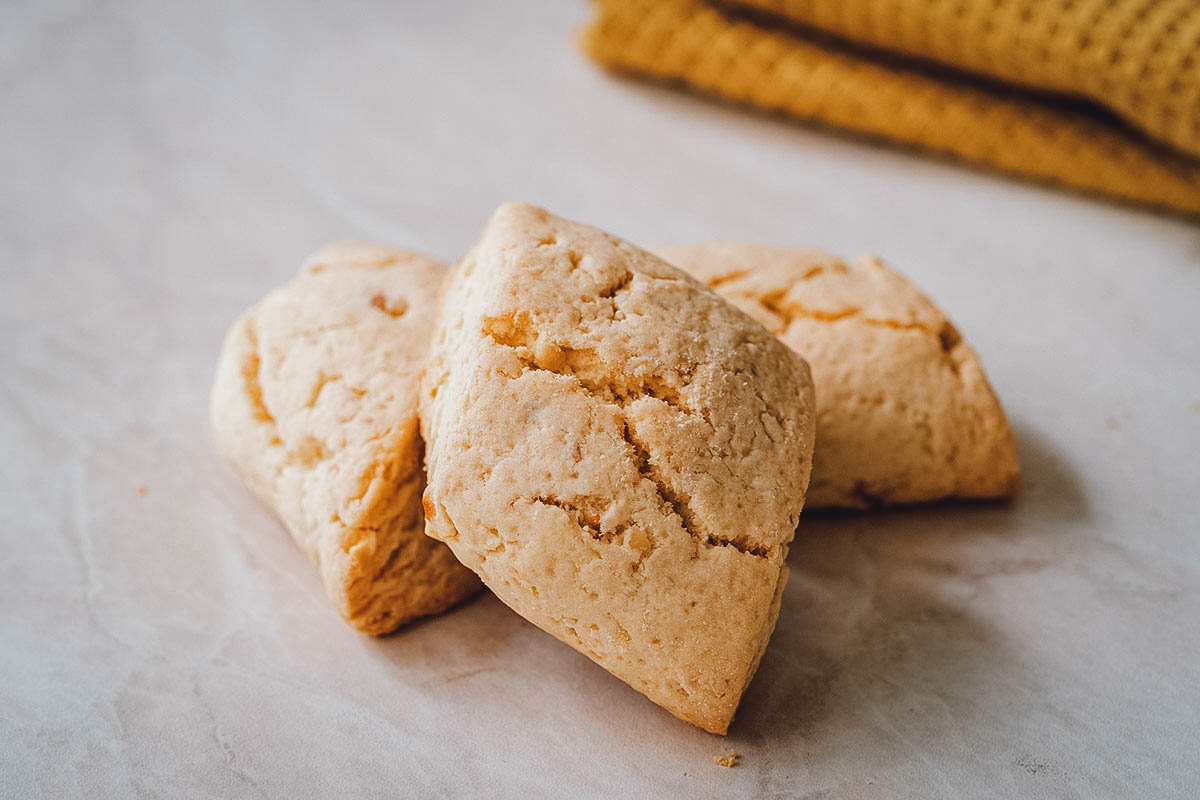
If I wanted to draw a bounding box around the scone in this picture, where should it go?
[654,244,1020,509]
[211,244,481,634]
[420,204,816,734]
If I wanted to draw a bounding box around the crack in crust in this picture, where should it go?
[241,317,326,477]
[240,311,407,507]
[481,309,771,561]
[241,320,278,428]
[533,348,691,415]
[704,268,751,288]
[305,371,342,408]
[620,422,769,559]
[759,289,861,323]
[370,292,408,318]
[532,494,605,539]
[598,269,633,298]
[530,495,636,546]
[755,291,964,359]
[619,420,702,543]
[483,312,694,416]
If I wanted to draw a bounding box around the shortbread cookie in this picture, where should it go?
[420,204,816,734]
[653,244,1020,509]
[211,244,481,634]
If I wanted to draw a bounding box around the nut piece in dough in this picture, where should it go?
[420,204,816,734]
[211,244,481,634]
[654,244,1020,509]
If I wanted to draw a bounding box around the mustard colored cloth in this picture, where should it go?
[581,0,1200,215]
[738,0,1200,160]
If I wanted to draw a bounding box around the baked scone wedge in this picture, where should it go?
[420,204,816,734]
[211,244,481,635]
[654,244,1020,509]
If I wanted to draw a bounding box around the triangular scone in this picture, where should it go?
[654,244,1020,509]
[420,204,816,733]
[211,244,481,634]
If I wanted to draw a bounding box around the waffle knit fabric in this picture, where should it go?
[581,0,1200,215]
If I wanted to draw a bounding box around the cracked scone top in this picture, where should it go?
[654,244,1020,509]
[210,244,481,635]
[420,204,816,734]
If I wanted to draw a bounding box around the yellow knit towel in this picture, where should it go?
[581,0,1200,215]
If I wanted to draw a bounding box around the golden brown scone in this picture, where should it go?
[420,204,816,734]
[653,244,1020,509]
[210,243,481,634]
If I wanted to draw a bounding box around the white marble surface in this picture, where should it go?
[3,0,1199,797]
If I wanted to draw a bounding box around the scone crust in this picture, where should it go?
[211,244,480,634]
[420,204,816,733]
[654,243,1020,509]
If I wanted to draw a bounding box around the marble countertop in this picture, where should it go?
[3,1,1198,797]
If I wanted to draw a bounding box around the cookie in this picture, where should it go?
[653,244,1020,509]
[420,204,816,733]
[210,243,481,635]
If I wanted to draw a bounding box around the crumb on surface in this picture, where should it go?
[135,484,149,496]
[714,751,740,768]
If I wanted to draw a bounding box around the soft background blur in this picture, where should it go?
[2,1,1199,797]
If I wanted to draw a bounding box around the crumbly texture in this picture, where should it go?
[420,204,816,734]
[714,752,740,768]
[210,243,481,635]
[654,244,1020,509]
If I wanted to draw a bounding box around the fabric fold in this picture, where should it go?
[581,0,1200,215]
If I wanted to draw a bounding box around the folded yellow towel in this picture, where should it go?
[581,0,1200,215]
[738,0,1200,160]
